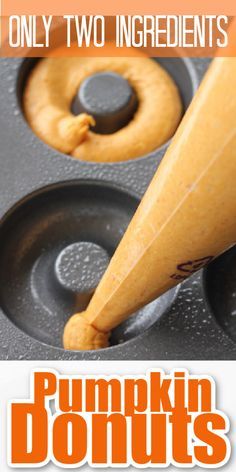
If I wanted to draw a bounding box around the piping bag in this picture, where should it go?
[63,56,236,350]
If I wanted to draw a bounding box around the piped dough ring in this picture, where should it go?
[24,55,182,163]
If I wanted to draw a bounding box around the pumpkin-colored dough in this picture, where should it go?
[63,57,236,350]
[24,55,182,163]
[63,313,110,351]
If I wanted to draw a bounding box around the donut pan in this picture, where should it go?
[0,56,236,360]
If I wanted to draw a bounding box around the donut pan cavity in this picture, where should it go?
[0,57,236,360]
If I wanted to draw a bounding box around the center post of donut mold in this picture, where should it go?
[24,55,182,161]
[72,71,138,134]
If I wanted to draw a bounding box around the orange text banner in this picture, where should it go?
[1,15,236,57]
[2,0,236,16]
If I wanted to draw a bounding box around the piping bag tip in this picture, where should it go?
[63,312,110,351]
[63,57,236,352]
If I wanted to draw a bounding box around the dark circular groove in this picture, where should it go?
[0,181,177,349]
[204,246,236,343]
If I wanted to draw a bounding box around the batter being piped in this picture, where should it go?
[63,57,236,350]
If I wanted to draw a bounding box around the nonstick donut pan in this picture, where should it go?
[0,56,236,360]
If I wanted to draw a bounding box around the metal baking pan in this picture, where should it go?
[0,56,235,360]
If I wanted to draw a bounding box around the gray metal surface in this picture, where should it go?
[72,71,138,133]
[0,56,235,360]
